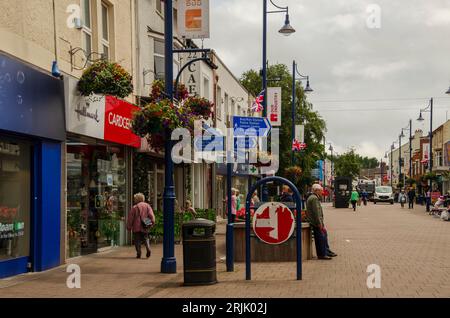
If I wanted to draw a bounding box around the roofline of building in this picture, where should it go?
[211,49,255,99]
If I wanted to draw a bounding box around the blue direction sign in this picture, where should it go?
[232,116,271,137]
[233,116,271,150]
[194,123,224,152]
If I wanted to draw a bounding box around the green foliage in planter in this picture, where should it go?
[78,60,133,98]
[99,217,120,241]
[149,209,216,243]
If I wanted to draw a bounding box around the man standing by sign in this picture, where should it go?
[305,184,337,260]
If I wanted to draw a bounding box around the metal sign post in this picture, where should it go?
[244,176,303,281]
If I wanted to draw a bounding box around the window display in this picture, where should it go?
[66,141,127,258]
[0,137,30,261]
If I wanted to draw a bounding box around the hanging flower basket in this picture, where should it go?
[150,80,189,102]
[131,80,211,152]
[284,166,303,183]
[183,97,214,119]
[77,60,133,98]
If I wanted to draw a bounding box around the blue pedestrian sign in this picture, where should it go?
[233,116,271,150]
[232,116,271,137]
[194,123,224,152]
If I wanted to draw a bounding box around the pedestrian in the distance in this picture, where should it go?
[399,190,407,208]
[350,188,359,211]
[280,185,294,202]
[127,193,155,259]
[408,187,416,209]
[251,190,260,205]
[305,184,337,260]
[362,190,368,206]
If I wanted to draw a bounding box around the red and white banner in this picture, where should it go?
[252,202,295,245]
[267,87,281,127]
[66,79,140,148]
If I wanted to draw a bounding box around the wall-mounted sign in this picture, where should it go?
[178,0,210,39]
[0,53,66,141]
[181,52,201,97]
[65,77,141,148]
[267,87,281,126]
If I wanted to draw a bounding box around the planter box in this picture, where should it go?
[233,222,313,262]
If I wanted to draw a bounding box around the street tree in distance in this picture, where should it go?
[240,64,326,194]
[334,148,361,179]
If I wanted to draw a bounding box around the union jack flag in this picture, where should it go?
[292,139,307,151]
[251,90,265,112]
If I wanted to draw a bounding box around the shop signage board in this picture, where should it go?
[0,52,66,141]
[177,0,210,39]
[252,202,295,245]
[65,77,140,148]
[267,87,282,127]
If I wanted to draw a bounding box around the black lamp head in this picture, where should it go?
[278,13,296,35]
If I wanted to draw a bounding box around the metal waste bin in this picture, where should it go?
[182,218,217,286]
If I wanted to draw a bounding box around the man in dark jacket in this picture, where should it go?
[305,184,337,260]
[408,187,416,209]
[280,185,294,202]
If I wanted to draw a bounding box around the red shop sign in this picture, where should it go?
[104,96,141,148]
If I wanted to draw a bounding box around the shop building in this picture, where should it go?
[64,77,140,258]
[0,52,65,278]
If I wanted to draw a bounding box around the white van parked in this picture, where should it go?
[373,186,394,204]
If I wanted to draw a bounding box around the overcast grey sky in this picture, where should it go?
[198,0,450,159]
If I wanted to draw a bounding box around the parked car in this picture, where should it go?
[373,186,394,204]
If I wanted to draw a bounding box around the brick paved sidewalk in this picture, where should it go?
[1,202,449,298]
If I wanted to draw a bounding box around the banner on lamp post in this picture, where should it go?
[295,125,304,143]
[178,0,210,39]
[267,87,281,126]
[292,124,306,152]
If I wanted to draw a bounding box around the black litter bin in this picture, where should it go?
[182,218,217,286]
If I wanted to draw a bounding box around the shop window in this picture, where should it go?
[154,38,165,80]
[216,86,222,120]
[81,0,92,58]
[66,141,127,258]
[156,0,162,14]
[0,137,30,261]
[101,2,110,59]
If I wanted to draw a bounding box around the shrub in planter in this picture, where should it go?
[78,60,133,98]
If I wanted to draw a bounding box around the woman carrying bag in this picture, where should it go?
[127,193,155,259]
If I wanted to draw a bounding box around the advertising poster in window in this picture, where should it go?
[178,0,210,39]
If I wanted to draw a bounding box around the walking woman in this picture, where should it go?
[127,193,155,259]
[350,188,359,212]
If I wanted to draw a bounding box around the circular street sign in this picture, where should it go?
[252,202,295,245]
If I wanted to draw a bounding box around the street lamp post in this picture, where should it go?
[291,60,312,165]
[161,0,176,274]
[417,98,434,211]
[261,0,295,201]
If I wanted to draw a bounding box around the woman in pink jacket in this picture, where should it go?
[127,193,155,258]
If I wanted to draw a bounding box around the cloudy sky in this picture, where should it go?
[199,0,450,159]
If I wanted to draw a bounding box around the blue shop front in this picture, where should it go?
[0,53,65,278]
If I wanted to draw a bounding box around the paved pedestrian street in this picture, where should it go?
[1,203,449,298]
